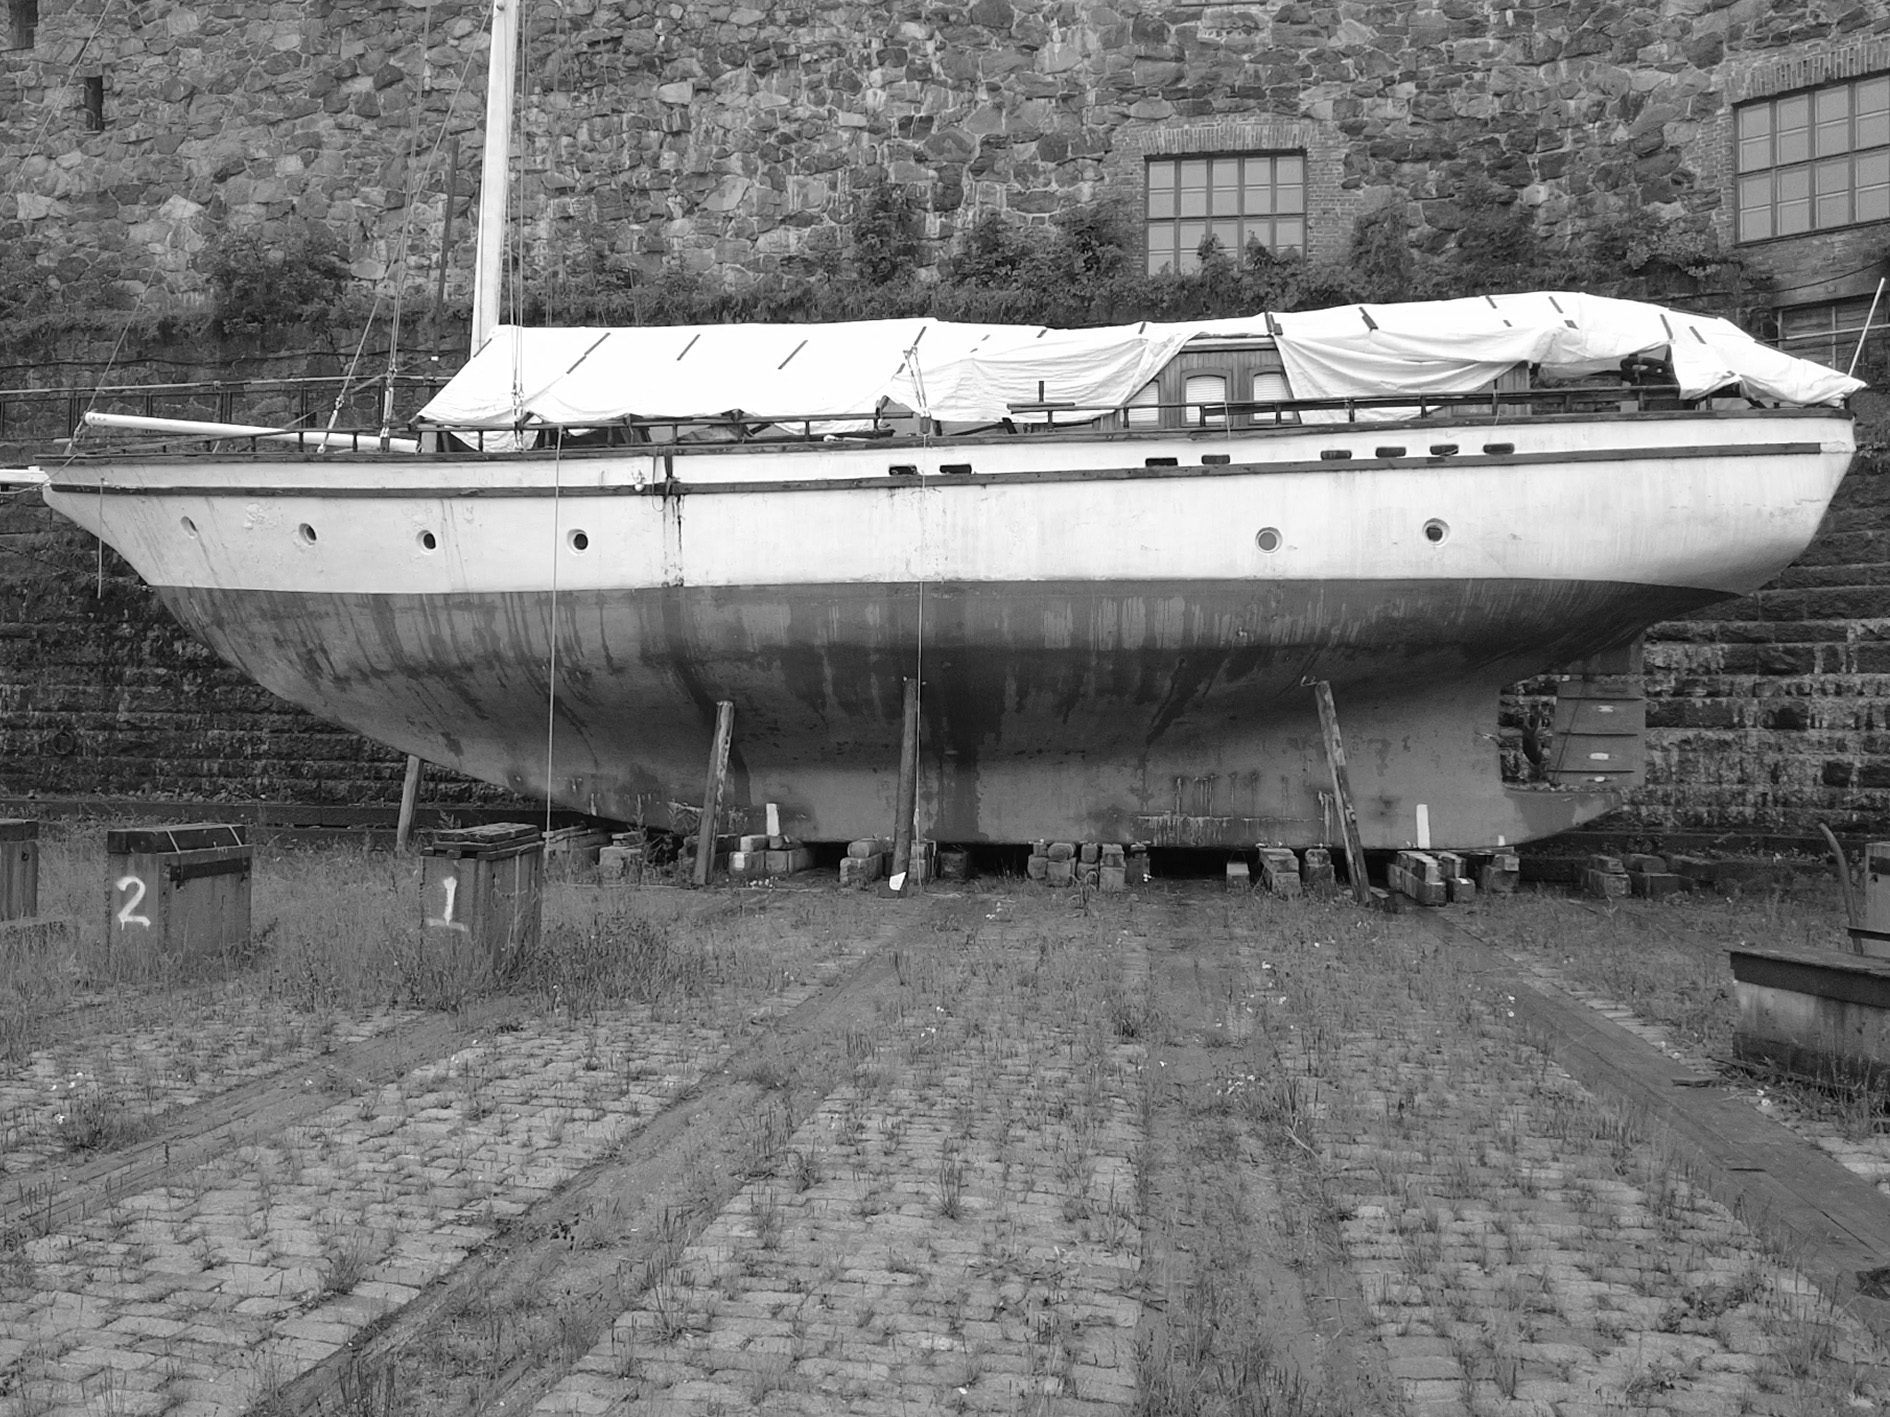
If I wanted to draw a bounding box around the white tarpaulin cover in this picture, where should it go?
[415,293,1862,429]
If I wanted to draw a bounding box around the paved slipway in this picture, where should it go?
[0,881,1887,1416]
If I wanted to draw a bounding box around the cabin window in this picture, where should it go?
[1251,369,1299,424]
[1736,75,1890,241]
[1145,153,1306,275]
[5,0,34,50]
[1123,380,1162,429]
[1777,295,1886,369]
[1185,373,1227,427]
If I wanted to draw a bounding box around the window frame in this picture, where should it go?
[1144,151,1307,276]
[5,0,34,51]
[1735,74,1890,243]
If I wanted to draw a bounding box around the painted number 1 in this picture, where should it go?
[115,875,150,930]
[427,873,469,932]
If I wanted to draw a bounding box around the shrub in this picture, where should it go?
[202,225,351,334]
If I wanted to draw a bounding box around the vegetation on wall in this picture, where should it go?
[201,225,353,335]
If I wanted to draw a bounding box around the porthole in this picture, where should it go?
[568,529,590,552]
[297,523,318,545]
[1423,519,1449,545]
[179,516,198,538]
[417,530,438,552]
[1255,527,1282,553]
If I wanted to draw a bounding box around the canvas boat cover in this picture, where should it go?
[415,291,1863,430]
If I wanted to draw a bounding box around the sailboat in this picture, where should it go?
[30,0,1863,851]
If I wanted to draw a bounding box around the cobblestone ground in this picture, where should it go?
[0,1002,420,1178]
[3,879,1885,1417]
[1212,898,1886,1417]
[0,888,864,1416]
[539,906,1147,1416]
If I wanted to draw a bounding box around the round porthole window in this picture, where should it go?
[418,530,438,552]
[568,529,590,552]
[180,516,198,538]
[1255,527,1282,553]
[1423,519,1449,545]
[297,523,318,545]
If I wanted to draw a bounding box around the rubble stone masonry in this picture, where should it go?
[4,0,1890,831]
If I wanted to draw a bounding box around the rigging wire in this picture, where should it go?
[544,433,563,836]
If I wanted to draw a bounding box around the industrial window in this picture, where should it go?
[1146,153,1306,276]
[1777,296,1884,369]
[5,0,34,50]
[1736,76,1890,241]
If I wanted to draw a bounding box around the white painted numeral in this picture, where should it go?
[115,875,150,929]
[427,873,469,932]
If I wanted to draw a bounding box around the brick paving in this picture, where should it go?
[538,915,1147,1416]
[3,882,1886,1416]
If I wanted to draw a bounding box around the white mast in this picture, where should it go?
[470,0,519,353]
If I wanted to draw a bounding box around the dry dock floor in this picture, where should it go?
[2,852,1888,1416]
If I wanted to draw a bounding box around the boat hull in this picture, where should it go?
[154,575,1713,848]
[44,407,1856,848]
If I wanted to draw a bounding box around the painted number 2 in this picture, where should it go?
[427,873,469,932]
[115,874,150,930]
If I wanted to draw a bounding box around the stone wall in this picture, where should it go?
[3,0,1886,304]
[5,0,1890,830]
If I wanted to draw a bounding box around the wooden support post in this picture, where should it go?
[889,677,920,893]
[1311,682,1373,907]
[396,756,425,854]
[693,700,735,887]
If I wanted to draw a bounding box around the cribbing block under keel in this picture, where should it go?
[107,823,252,969]
[422,826,543,977]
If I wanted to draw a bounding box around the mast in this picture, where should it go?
[470,0,518,353]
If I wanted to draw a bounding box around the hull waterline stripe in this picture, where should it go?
[46,440,1831,499]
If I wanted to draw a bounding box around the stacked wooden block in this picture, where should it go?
[840,837,892,887]
[1623,852,1685,898]
[598,830,647,882]
[1026,841,1146,890]
[1478,850,1520,894]
[1387,850,1449,906]
[730,833,815,881]
[1257,848,1301,897]
[1582,854,1631,899]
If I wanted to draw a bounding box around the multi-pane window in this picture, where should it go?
[5,0,34,50]
[1736,76,1890,241]
[1778,296,1884,369]
[1146,154,1306,276]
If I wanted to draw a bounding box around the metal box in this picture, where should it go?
[0,819,37,921]
[105,823,252,968]
[420,823,543,978]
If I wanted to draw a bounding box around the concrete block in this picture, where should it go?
[764,846,814,876]
[1258,847,1301,898]
[1477,849,1520,893]
[1100,843,1125,867]
[846,837,891,859]
[1226,859,1250,890]
[1584,867,1631,899]
[1046,842,1075,862]
[1301,846,1337,892]
[1669,854,1716,889]
[1436,851,1468,881]
[1098,864,1127,892]
[598,845,643,883]
[839,853,884,887]
[1623,852,1668,875]
[1079,842,1100,864]
[1447,876,1476,904]
[1046,858,1075,887]
[1630,870,1685,899]
[1388,860,1447,905]
[1126,847,1149,885]
[1587,853,1625,875]
[1026,853,1048,881]
[739,834,770,853]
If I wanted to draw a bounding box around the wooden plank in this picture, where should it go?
[395,756,426,854]
[1311,681,1372,907]
[693,701,735,887]
[889,677,921,893]
[1412,909,1890,1340]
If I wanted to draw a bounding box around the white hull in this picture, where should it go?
[42,407,1856,847]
